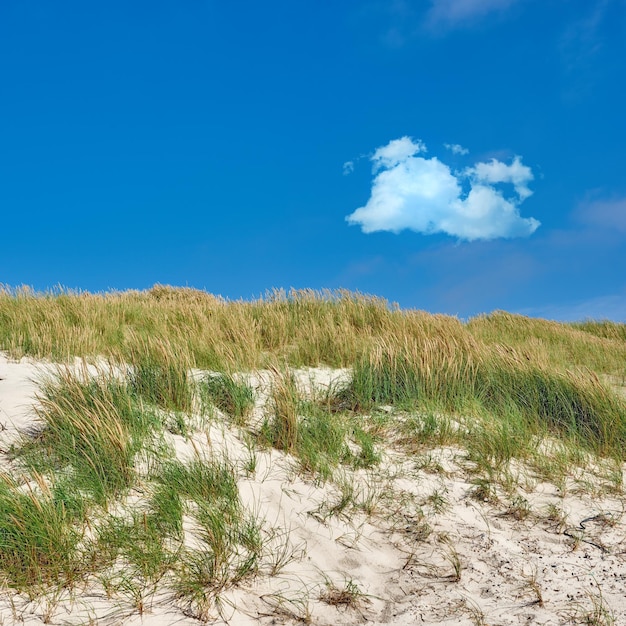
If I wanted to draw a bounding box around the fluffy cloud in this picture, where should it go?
[371,136,427,170]
[346,136,540,241]
[466,156,533,200]
[444,143,469,155]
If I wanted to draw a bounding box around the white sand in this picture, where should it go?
[1,352,626,625]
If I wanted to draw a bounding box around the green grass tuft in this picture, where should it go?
[20,367,162,504]
[260,368,380,479]
[338,339,626,459]
[0,474,85,590]
[126,336,194,412]
[200,373,255,424]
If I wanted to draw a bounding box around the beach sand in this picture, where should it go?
[1,353,625,625]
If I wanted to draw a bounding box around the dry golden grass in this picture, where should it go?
[2,285,624,379]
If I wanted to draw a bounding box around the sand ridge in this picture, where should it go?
[1,353,625,625]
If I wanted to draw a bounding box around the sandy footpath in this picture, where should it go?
[1,353,625,625]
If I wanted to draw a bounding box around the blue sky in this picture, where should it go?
[1,0,625,321]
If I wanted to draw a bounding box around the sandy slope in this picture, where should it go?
[1,353,625,625]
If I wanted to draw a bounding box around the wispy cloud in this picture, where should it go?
[346,136,540,242]
[517,293,626,322]
[342,160,355,176]
[426,0,521,28]
[560,1,609,71]
[371,0,524,47]
[444,143,469,155]
[575,195,626,234]
[558,0,612,99]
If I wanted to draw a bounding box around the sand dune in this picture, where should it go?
[1,353,625,625]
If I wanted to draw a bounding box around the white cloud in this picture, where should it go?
[444,142,469,155]
[466,156,533,200]
[371,136,426,170]
[427,0,520,27]
[346,137,540,241]
[342,160,354,176]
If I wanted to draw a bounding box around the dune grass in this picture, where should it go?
[0,286,383,369]
[339,337,626,460]
[94,456,262,618]
[259,367,380,480]
[17,365,163,505]
[1,285,625,614]
[3,285,625,475]
[0,357,263,611]
[467,311,626,380]
[199,373,255,425]
[0,473,86,590]
[572,319,626,342]
[126,335,195,412]
[3,285,623,377]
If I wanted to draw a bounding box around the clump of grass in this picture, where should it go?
[469,311,626,377]
[338,338,626,460]
[156,458,262,578]
[260,589,313,624]
[352,427,381,468]
[0,473,85,590]
[200,373,255,424]
[571,319,626,343]
[148,479,184,537]
[94,455,263,618]
[154,458,262,616]
[475,365,626,457]
[261,368,380,480]
[426,488,450,514]
[20,365,161,504]
[126,335,194,412]
[156,458,241,526]
[173,515,263,621]
[505,495,531,521]
[439,535,463,582]
[263,368,301,453]
[96,513,174,584]
[469,477,499,504]
[319,577,367,610]
[572,586,616,626]
[464,414,533,472]
[296,410,351,480]
[397,412,456,452]
[521,566,544,607]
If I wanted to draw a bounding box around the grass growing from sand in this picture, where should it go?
[339,336,626,459]
[20,365,163,504]
[0,351,263,615]
[199,373,255,425]
[260,367,380,480]
[2,285,625,376]
[1,286,626,622]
